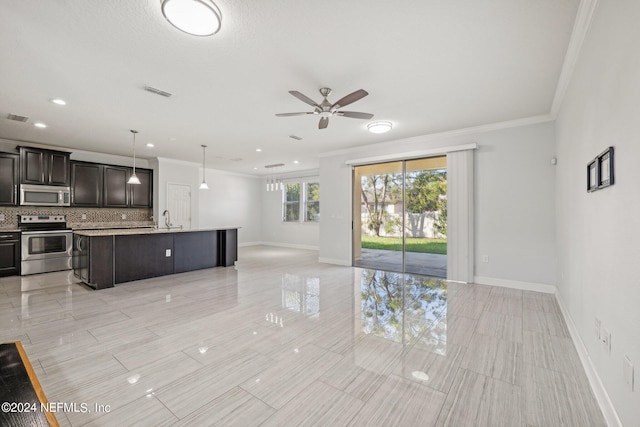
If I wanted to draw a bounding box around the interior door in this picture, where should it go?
[167,183,191,229]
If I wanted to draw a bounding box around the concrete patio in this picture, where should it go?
[353,248,447,278]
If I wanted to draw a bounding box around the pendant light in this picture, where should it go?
[127,130,141,185]
[199,145,209,190]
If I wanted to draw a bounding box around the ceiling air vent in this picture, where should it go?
[265,163,285,169]
[144,85,173,98]
[7,113,28,122]
[289,134,302,140]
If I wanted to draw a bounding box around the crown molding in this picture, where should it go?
[550,0,600,118]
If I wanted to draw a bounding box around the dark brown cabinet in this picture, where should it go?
[71,161,153,208]
[0,233,20,277]
[0,153,19,206]
[71,161,103,207]
[73,229,237,289]
[103,165,129,208]
[20,147,70,186]
[129,168,153,208]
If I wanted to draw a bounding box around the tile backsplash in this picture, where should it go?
[0,206,153,230]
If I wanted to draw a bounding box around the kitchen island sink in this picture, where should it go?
[72,228,238,289]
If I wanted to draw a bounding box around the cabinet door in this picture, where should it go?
[103,166,129,207]
[0,153,19,206]
[20,148,46,184]
[71,162,102,207]
[0,234,20,277]
[20,147,70,186]
[129,168,153,208]
[48,152,70,186]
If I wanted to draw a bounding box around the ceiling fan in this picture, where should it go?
[276,88,374,129]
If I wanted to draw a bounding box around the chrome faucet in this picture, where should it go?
[162,210,172,228]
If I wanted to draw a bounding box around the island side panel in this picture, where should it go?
[114,234,174,284]
[90,235,114,289]
[173,231,217,273]
[218,229,238,267]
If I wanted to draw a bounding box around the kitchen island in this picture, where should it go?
[72,227,238,289]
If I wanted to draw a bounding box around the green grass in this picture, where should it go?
[361,235,447,254]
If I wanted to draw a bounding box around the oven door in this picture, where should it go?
[21,230,73,261]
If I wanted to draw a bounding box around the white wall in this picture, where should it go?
[319,121,557,286]
[555,1,640,424]
[199,169,262,245]
[260,176,320,250]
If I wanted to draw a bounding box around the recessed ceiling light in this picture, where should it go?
[293,160,299,164]
[253,167,258,170]
[33,122,47,128]
[256,148,262,152]
[51,99,66,105]
[367,121,393,134]
[161,0,222,37]
[146,143,155,148]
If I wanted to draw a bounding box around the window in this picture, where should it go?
[283,180,320,222]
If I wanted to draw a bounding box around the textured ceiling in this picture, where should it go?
[0,0,579,175]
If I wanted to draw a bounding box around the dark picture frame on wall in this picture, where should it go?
[587,159,598,192]
[597,146,614,189]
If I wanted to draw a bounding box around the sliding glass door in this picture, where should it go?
[353,156,447,277]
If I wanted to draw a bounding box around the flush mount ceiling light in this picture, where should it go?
[367,121,392,134]
[161,0,222,36]
[199,144,209,190]
[127,130,141,185]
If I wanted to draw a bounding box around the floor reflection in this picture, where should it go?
[357,269,448,354]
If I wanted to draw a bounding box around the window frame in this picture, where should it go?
[282,179,320,223]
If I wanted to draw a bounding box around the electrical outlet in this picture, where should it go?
[165,249,171,257]
[81,214,87,220]
[0,214,4,221]
[601,328,611,353]
[594,317,601,340]
[482,255,489,263]
[624,355,634,391]
[121,214,126,220]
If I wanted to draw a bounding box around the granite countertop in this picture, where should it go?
[73,227,240,236]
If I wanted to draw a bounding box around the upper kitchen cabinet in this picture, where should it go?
[129,168,153,208]
[20,147,70,186]
[0,153,19,205]
[103,165,129,208]
[71,161,103,207]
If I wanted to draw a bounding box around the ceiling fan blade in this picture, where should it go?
[319,117,329,129]
[289,91,320,108]
[331,89,368,109]
[275,112,315,117]
[337,111,374,119]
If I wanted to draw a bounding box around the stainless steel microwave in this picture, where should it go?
[20,184,71,206]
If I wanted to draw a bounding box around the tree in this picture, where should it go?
[405,170,447,237]
[361,174,401,236]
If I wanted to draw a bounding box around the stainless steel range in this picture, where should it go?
[19,215,72,275]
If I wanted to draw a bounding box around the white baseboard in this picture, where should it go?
[554,292,622,427]
[243,241,319,251]
[318,257,351,266]
[473,276,557,294]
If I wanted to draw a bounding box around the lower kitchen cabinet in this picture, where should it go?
[73,229,238,289]
[0,232,20,277]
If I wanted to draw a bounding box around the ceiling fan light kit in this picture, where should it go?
[161,0,222,36]
[276,88,374,129]
[367,121,393,134]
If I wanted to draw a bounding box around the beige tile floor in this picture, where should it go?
[0,246,606,426]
